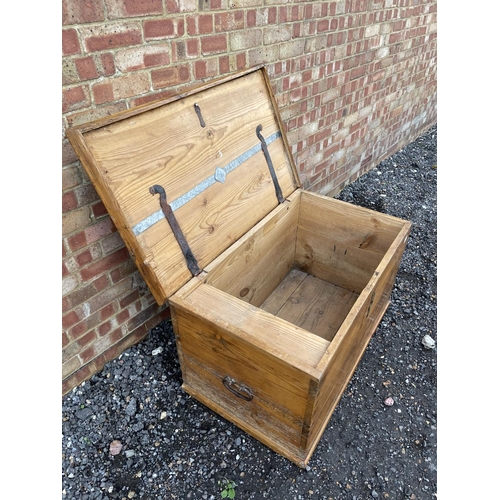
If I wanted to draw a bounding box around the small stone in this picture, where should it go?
[160,411,167,420]
[422,335,436,349]
[76,407,93,420]
[152,347,163,356]
[125,398,137,416]
[384,397,394,406]
[109,440,122,455]
[125,449,136,458]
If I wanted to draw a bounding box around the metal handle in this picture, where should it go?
[256,124,284,204]
[149,184,201,276]
[222,376,253,401]
[194,103,206,127]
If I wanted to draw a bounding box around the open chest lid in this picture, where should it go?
[66,66,300,304]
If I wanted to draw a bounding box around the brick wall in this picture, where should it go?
[62,0,437,395]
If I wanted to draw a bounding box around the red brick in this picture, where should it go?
[85,28,142,52]
[392,19,405,32]
[75,183,99,206]
[78,329,97,348]
[91,201,108,219]
[84,217,116,244]
[102,232,125,255]
[117,308,130,325]
[100,303,116,321]
[80,247,129,281]
[99,53,116,76]
[63,310,80,330]
[76,249,93,267]
[63,0,104,25]
[144,52,169,68]
[98,320,112,337]
[350,65,367,80]
[279,6,288,23]
[186,17,196,35]
[86,278,132,314]
[126,302,163,332]
[110,259,137,284]
[236,52,246,70]
[62,29,81,55]
[63,296,71,314]
[166,0,180,12]
[268,7,277,24]
[80,345,97,364]
[215,11,244,32]
[107,0,163,18]
[62,162,82,191]
[69,319,88,340]
[199,14,213,34]
[219,55,229,74]
[151,65,190,89]
[317,19,329,32]
[62,191,78,212]
[349,0,368,13]
[62,141,79,167]
[246,10,256,28]
[187,39,199,57]
[62,331,70,348]
[144,19,175,39]
[201,34,227,54]
[67,230,87,252]
[195,60,207,79]
[75,56,98,81]
[62,85,89,113]
[92,82,114,104]
[62,363,93,393]
[389,32,401,44]
[178,19,185,36]
[120,289,140,308]
[90,264,114,294]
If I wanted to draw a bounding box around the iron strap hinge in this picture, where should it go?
[256,124,284,204]
[149,184,201,277]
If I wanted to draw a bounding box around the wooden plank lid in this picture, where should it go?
[66,66,299,304]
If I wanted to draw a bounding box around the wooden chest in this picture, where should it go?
[67,65,411,467]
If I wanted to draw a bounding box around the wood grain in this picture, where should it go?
[170,283,329,374]
[66,66,299,303]
[203,190,301,306]
[260,268,308,314]
[262,270,359,342]
[296,190,407,293]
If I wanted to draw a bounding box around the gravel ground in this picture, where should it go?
[62,124,437,500]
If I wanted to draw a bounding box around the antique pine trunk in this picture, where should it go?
[66,65,411,467]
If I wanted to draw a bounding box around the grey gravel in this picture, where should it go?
[62,124,437,499]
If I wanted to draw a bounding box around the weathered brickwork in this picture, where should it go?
[62,0,437,395]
